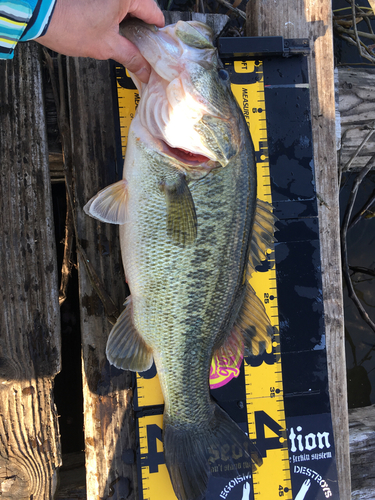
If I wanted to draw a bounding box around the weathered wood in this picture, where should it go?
[338,66,375,171]
[0,42,61,499]
[163,10,229,31]
[49,152,65,183]
[55,452,86,499]
[246,2,350,499]
[349,404,375,499]
[67,57,137,500]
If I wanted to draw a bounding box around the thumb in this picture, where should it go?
[111,36,151,83]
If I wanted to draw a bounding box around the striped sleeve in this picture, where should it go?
[0,0,56,59]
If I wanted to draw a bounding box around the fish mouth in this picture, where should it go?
[163,142,211,166]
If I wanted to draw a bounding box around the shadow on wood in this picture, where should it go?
[0,43,61,499]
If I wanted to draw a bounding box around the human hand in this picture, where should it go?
[36,0,164,82]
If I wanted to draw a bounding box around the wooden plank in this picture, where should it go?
[338,66,375,171]
[246,2,350,499]
[163,10,229,30]
[66,57,137,500]
[0,42,61,499]
[349,404,375,499]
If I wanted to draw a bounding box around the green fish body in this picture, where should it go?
[84,19,276,500]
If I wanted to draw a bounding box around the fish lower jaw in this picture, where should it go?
[162,140,214,168]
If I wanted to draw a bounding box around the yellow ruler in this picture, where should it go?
[115,59,292,499]
[115,67,139,158]
[138,413,175,500]
[230,59,293,499]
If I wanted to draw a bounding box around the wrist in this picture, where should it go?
[20,0,58,41]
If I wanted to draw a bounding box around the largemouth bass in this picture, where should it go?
[84,19,276,500]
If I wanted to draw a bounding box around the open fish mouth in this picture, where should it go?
[121,19,242,169]
[164,144,211,165]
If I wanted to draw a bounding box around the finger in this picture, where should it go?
[112,36,151,82]
[129,0,165,27]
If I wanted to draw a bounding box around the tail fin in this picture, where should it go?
[163,403,262,500]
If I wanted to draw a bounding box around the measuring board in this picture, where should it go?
[113,35,340,500]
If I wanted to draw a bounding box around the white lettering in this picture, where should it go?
[289,427,331,452]
[305,433,317,451]
[294,465,333,498]
[317,432,331,449]
[289,427,297,452]
[219,475,252,499]
[297,426,304,451]
[292,453,310,463]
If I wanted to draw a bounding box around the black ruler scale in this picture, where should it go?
[113,36,340,500]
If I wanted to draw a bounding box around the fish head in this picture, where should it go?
[121,19,243,170]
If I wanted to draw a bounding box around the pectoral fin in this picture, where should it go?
[161,175,197,246]
[106,296,153,372]
[83,179,128,224]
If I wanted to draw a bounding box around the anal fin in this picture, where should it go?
[106,296,153,372]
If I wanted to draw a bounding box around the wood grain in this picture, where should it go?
[0,42,61,499]
[349,404,375,499]
[338,67,375,171]
[247,2,350,499]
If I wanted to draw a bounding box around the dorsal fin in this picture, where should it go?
[248,199,277,275]
[213,281,273,364]
[213,202,277,364]
[235,282,274,356]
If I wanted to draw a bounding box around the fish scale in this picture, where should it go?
[123,142,254,423]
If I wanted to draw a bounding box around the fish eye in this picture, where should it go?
[218,69,230,81]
